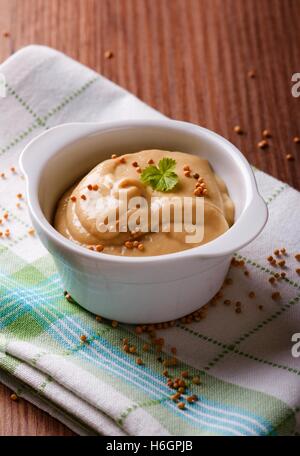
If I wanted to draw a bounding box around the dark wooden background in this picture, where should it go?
[0,0,299,436]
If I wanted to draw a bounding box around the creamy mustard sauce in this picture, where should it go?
[54,150,234,256]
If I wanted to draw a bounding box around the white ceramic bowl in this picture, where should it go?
[19,120,268,323]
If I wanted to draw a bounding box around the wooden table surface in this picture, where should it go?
[0,0,299,436]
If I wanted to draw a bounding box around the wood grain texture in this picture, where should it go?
[0,0,299,436]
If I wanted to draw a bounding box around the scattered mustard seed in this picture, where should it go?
[249,291,255,299]
[271,292,281,301]
[125,241,134,249]
[233,125,243,134]
[92,184,99,191]
[295,254,300,261]
[192,376,201,385]
[136,358,143,365]
[278,260,286,268]
[28,228,35,236]
[111,154,117,159]
[262,129,271,138]
[286,154,295,161]
[129,345,136,354]
[104,50,114,59]
[111,320,118,328]
[177,402,185,410]
[10,393,18,401]
[70,195,76,202]
[80,194,87,200]
[296,268,300,275]
[95,315,102,322]
[293,136,300,144]
[80,335,87,342]
[95,244,104,252]
[257,139,268,149]
[148,159,154,164]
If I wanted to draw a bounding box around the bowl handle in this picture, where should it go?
[189,195,268,258]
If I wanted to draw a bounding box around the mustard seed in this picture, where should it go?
[181,370,189,378]
[233,125,243,134]
[95,315,102,322]
[92,184,99,191]
[80,194,87,200]
[192,376,201,385]
[258,140,268,149]
[293,136,300,144]
[125,241,134,249]
[271,292,281,300]
[286,154,295,161]
[10,393,18,401]
[104,50,114,59]
[269,276,276,284]
[278,260,286,268]
[295,254,300,261]
[177,402,185,410]
[95,244,104,252]
[28,228,35,236]
[248,69,256,78]
[136,358,143,365]
[249,291,255,298]
[296,269,300,275]
[129,346,136,354]
[137,243,144,251]
[132,161,138,167]
[123,344,129,352]
[148,159,154,164]
[111,154,117,159]
[70,195,76,202]
[111,320,118,328]
[87,184,93,191]
[80,335,87,342]
[262,129,271,138]
[224,299,231,305]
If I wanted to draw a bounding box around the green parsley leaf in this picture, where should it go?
[140,157,179,192]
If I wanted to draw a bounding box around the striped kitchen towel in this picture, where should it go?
[0,45,299,436]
